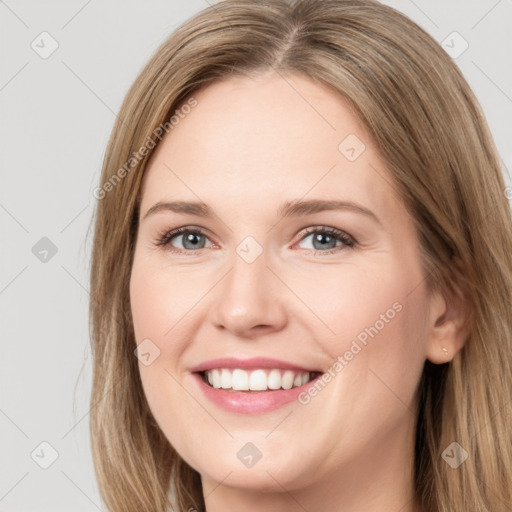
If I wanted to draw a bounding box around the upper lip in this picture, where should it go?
[189,357,321,373]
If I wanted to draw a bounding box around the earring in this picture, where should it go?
[442,347,448,355]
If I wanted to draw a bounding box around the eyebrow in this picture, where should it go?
[142,199,380,225]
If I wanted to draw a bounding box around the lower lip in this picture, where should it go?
[191,372,321,414]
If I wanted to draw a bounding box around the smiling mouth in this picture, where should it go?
[198,368,322,392]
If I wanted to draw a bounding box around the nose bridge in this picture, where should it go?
[211,236,286,336]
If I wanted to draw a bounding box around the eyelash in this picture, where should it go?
[154,225,357,256]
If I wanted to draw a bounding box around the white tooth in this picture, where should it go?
[293,374,302,387]
[220,369,232,389]
[267,369,282,389]
[231,369,249,390]
[281,370,294,390]
[211,369,221,388]
[249,369,268,391]
[301,372,310,386]
[207,372,214,386]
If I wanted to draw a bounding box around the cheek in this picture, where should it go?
[307,255,428,400]
[130,268,173,345]
[129,259,196,421]
[129,261,206,466]
[129,255,205,351]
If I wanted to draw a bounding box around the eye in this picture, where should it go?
[155,225,356,255]
[155,227,212,253]
[294,226,356,254]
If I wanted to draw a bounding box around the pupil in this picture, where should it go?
[184,233,205,250]
[314,233,335,250]
[181,232,337,251]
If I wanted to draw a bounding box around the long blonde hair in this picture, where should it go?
[88,1,512,510]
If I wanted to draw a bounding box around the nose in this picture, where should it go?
[210,246,287,339]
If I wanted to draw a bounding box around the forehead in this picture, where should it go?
[140,73,404,222]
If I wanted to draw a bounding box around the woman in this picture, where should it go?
[88,1,512,511]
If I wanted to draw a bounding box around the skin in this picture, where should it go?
[130,72,467,512]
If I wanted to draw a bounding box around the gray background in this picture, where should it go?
[1,1,511,511]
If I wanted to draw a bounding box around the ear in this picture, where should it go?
[425,284,470,364]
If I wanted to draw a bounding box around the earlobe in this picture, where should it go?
[425,285,470,364]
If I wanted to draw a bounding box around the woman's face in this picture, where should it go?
[130,72,438,497]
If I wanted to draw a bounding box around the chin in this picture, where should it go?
[194,443,316,492]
